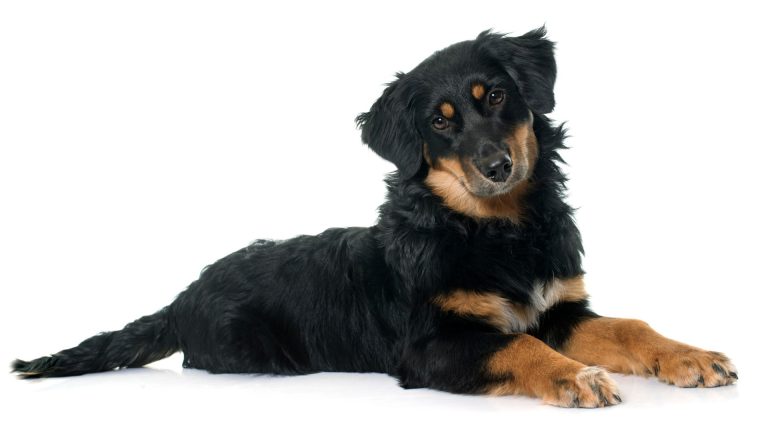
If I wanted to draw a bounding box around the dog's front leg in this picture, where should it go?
[560,317,738,387]
[397,332,621,408]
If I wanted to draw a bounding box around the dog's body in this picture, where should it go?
[12,29,737,407]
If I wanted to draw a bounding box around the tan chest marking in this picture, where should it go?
[433,276,588,333]
[433,290,516,331]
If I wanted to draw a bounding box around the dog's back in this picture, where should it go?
[171,227,407,375]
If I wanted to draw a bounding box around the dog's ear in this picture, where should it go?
[356,74,423,179]
[478,27,557,114]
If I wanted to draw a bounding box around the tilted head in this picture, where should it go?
[357,28,556,219]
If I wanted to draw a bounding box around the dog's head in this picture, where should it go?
[357,28,556,203]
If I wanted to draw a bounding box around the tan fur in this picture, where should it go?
[471,84,485,100]
[433,290,514,332]
[562,318,737,387]
[440,102,455,119]
[486,335,620,407]
[548,276,588,304]
[424,120,538,220]
[424,157,530,220]
[432,276,588,333]
[505,116,538,177]
[488,334,581,396]
[506,276,588,331]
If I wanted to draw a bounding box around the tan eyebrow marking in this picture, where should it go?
[472,84,485,100]
[440,102,455,119]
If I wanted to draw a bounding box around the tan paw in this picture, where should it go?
[654,349,738,388]
[545,366,622,408]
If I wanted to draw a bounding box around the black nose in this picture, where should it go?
[476,153,512,183]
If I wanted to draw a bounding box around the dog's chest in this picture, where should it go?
[433,277,586,333]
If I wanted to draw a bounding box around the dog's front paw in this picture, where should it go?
[545,366,622,408]
[654,349,738,388]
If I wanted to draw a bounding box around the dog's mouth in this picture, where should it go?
[427,159,527,201]
[424,153,534,219]
[462,161,528,198]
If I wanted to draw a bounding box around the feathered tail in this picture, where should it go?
[11,307,178,378]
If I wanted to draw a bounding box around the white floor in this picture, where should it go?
[2,349,760,431]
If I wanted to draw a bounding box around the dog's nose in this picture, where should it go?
[476,153,512,183]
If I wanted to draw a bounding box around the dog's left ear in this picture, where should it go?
[478,27,557,114]
[356,74,423,179]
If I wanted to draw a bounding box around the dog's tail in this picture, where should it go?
[11,306,178,378]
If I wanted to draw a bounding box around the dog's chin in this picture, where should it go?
[467,174,526,198]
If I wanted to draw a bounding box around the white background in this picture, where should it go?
[1,0,766,430]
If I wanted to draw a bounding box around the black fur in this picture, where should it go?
[13,308,177,377]
[12,28,597,394]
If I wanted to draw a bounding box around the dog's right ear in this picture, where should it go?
[478,27,557,114]
[356,74,423,179]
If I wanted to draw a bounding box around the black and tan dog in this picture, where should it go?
[12,28,737,407]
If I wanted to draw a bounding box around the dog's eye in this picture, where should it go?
[489,90,505,106]
[432,116,448,130]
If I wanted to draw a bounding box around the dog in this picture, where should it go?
[12,28,737,408]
